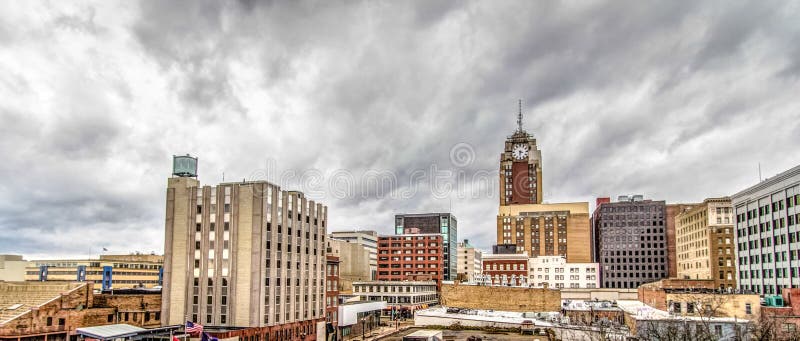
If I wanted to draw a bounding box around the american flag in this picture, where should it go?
[185,321,203,334]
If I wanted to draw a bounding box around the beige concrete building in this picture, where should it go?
[325,238,371,293]
[0,255,26,282]
[329,230,377,279]
[162,162,327,340]
[497,203,592,263]
[665,203,700,278]
[25,254,163,289]
[676,197,736,289]
[456,240,482,283]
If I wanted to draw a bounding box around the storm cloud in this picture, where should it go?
[0,1,799,258]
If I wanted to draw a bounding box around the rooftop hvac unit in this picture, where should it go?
[617,195,629,202]
[632,195,644,202]
[764,295,785,307]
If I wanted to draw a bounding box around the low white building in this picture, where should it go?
[337,301,386,339]
[352,281,438,317]
[528,256,599,289]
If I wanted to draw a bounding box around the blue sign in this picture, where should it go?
[158,267,164,286]
[102,266,113,290]
[77,265,86,281]
[39,265,48,281]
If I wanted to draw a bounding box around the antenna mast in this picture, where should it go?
[517,99,523,132]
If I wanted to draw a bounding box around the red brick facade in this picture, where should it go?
[509,161,533,205]
[482,256,528,286]
[325,256,339,335]
[206,320,322,341]
[377,234,444,286]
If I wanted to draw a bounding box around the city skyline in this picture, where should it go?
[2,1,800,258]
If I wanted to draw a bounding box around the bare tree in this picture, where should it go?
[637,292,746,341]
[749,313,800,341]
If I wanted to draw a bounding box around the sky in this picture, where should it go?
[1,1,799,259]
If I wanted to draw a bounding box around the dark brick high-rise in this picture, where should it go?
[592,195,668,289]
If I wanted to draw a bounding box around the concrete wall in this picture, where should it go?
[440,284,560,312]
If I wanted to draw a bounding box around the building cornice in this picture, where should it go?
[732,164,800,201]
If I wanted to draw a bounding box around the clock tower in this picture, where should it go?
[499,101,542,206]
[495,101,593,263]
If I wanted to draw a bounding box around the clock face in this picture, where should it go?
[512,144,529,160]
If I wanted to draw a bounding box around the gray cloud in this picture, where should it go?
[0,1,798,257]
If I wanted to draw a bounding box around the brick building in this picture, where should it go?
[376,234,444,286]
[562,300,624,327]
[762,288,800,335]
[637,279,759,320]
[481,253,529,286]
[0,282,161,341]
[325,255,339,341]
[394,213,457,280]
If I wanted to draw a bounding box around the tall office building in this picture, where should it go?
[162,155,327,340]
[733,164,800,295]
[329,230,378,279]
[675,197,737,289]
[593,195,668,289]
[394,213,457,280]
[456,240,482,283]
[495,103,591,262]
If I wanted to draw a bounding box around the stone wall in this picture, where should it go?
[440,284,560,312]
